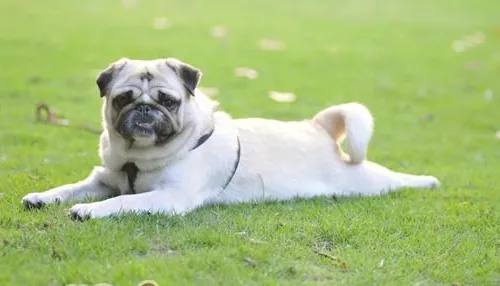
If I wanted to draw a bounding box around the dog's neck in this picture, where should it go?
[100,119,214,172]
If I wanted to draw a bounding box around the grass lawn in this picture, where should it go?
[1,0,499,285]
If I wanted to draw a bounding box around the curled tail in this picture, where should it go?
[312,102,373,164]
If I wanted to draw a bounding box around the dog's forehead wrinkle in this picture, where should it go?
[140,71,154,81]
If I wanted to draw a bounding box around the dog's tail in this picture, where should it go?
[312,102,373,164]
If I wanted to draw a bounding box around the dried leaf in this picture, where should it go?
[269,91,296,103]
[378,258,385,268]
[452,40,466,53]
[420,113,434,122]
[484,89,493,101]
[326,46,339,54]
[27,174,42,181]
[198,86,219,97]
[258,38,285,51]
[138,281,159,286]
[243,257,258,267]
[152,17,171,30]
[234,67,258,79]
[211,26,228,39]
[452,31,485,53]
[466,32,485,45]
[417,87,428,97]
[121,0,137,8]
[249,238,267,244]
[465,60,482,71]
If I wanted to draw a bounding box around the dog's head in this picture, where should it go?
[96,58,205,148]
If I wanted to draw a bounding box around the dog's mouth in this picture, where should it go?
[132,117,156,136]
[115,104,176,144]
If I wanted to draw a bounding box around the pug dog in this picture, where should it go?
[21,58,440,220]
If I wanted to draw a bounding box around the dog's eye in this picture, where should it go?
[113,91,134,109]
[158,91,178,108]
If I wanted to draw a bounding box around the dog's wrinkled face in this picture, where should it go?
[96,58,202,147]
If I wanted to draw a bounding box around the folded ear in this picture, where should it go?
[165,58,202,96]
[96,58,129,97]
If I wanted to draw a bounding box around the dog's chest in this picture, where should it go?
[117,166,167,194]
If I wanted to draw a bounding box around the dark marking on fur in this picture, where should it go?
[190,128,215,151]
[140,72,154,81]
[165,59,202,96]
[96,69,114,97]
[120,129,238,194]
[121,162,139,194]
[96,59,128,97]
[221,136,241,190]
[69,211,89,222]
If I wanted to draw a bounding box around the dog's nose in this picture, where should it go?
[137,105,152,115]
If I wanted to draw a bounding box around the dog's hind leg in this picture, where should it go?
[337,161,440,196]
[394,171,440,189]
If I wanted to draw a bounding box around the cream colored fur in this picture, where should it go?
[21,58,439,219]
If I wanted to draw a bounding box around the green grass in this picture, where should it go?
[1,0,499,285]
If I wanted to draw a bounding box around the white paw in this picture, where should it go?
[68,202,114,221]
[22,192,61,209]
[426,176,441,189]
[68,203,94,221]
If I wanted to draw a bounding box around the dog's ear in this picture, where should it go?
[165,58,202,96]
[96,58,129,97]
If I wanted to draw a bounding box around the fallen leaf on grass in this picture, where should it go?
[151,244,176,255]
[417,87,428,97]
[452,31,485,53]
[465,60,482,71]
[152,17,171,30]
[326,46,339,54]
[420,113,434,122]
[51,246,64,261]
[258,38,285,51]
[121,0,137,8]
[198,86,219,97]
[211,26,228,39]
[234,67,258,79]
[378,258,385,268]
[249,238,267,244]
[484,89,493,101]
[138,281,159,286]
[27,174,43,181]
[27,75,43,84]
[243,257,258,267]
[269,91,296,103]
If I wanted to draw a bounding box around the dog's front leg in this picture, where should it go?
[22,167,117,209]
[68,188,205,220]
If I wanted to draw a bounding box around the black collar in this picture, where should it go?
[221,136,241,189]
[121,128,240,194]
[190,128,215,151]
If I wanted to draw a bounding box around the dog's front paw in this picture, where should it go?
[21,193,61,209]
[68,203,93,221]
[426,176,441,189]
[69,202,114,221]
